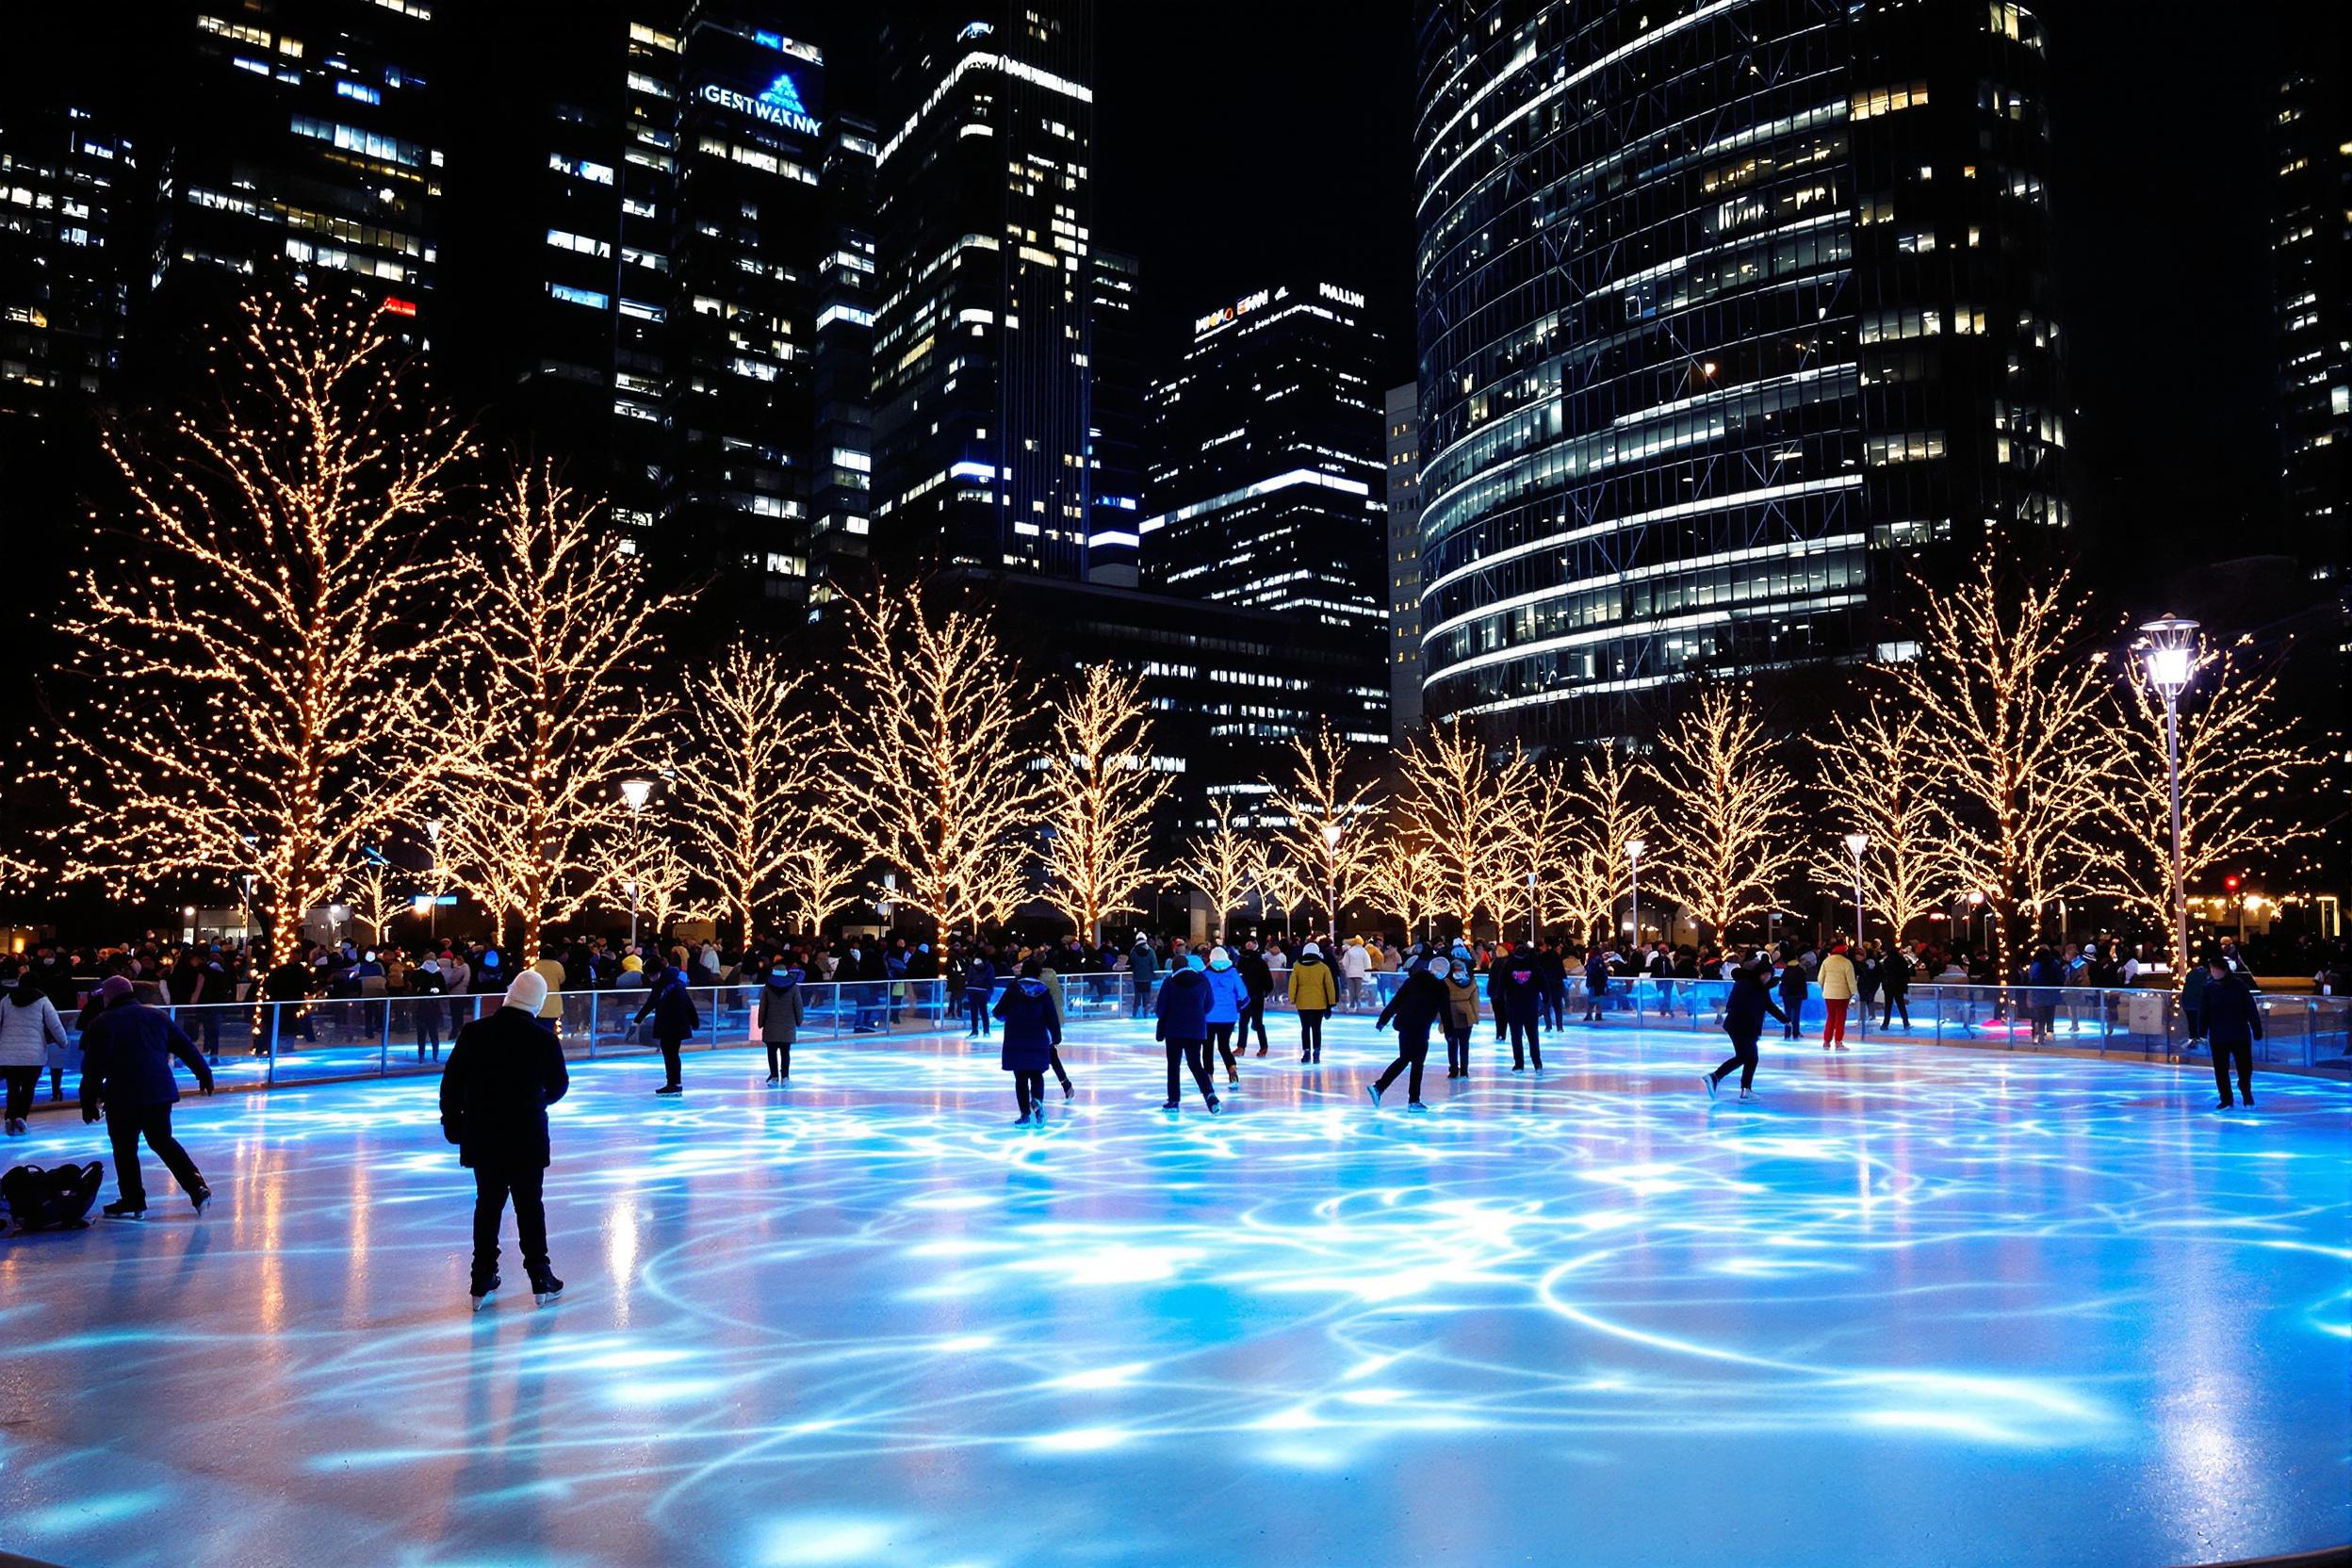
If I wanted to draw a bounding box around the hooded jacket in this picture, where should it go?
[758,969,806,1045]
[1723,969,1789,1040]
[1201,961,1250,1025]
[1155,966,1214,1041]
[1287,954,1337,1012]
[634,968,702,1041]
[1492,955,1543,1024]
[994,976,1061,1072]
[1234,948,1274,1002]
[1377,965,1449,1043]
[78,1000,214,1114]
[0,980,69,1069]
[1443,972,1480,1032]
[963,955,996,993]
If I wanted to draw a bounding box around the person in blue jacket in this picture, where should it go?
[963,951,996,1037]
[1200,946,1250,1089]
[1153,953,1220,1114]
[993,956,1061,1126]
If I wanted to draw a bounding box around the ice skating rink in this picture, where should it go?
[2,1017,2346,1567]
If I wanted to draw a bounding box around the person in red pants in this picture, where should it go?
[1818,941,1858,1051]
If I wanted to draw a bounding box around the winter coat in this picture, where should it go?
[0,985,69,1069]
[1130,941,1158,978]
[1880,957,1911,999]
[2180,967,2210,1012]
[1722,971,1789,1041]
[1377,967,1449,1044]
[438,1004,570,1170]
[757,972,805,1045]
[1155,968,1214,1042]
[994,977,1061,1072]
[1338,942,1372,980]
[2202,973,2264,1048]
[1818,953,1858,1002]
[963,956,996,994]
[1201,963,1250,1025]
[1235,949,1273,1002]
[1778,965,1809,1004]
[78,1002,213,1114]
[635,971,702,1042]
[531,958,565,1020]
[1443,975,1480,1032]
[1584,952,1610,993]
[1493,957,1542,1024]
[1287,956,1337,1013]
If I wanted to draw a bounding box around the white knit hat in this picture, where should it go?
[1301,942,1321,958]
[503,971,549,1014]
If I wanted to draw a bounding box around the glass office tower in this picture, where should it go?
[1413,0,2066,740]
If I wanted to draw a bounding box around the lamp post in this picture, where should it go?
[1844,832,1870,945]
[2140,615,2197,978]
[621,777,655,952]
[423,816,443,939]
[1321,821,1344,943]
[1625,837,1645,945]
[1967,889,1984,954]
[1527,869,1539,945]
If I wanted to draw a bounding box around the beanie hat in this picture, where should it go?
[1185,953,1206,972]
[1301,942,1322,958]
[503,971,548,1014]
[1208,946,1231,967]
[95,975,136,1004]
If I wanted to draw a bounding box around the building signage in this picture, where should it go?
[1318,282,1366,308]
[700,72,821,138]
[1194,287,1272,336]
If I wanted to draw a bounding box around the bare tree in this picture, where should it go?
[1264,723,1381,936]
[1180,795,1256,939]
[673,640,822,945]
[1808,694,1964,945]
[1550,743,1654,947]
[1647,687,1805,942]
[1393,721,1533,938]
[1039,666,1170,941]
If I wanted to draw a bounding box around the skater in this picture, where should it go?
[76,976,215,1217]
[758,965,804,1083]
[1538,940,1568,1032]
[994,956,1062,1126]
[963,950,996,1037]
[1368,956,1447,1110]
[410,955,448,1060]
[634,961,701,1095]
[1036,955,1076,1100]
[1288,941,1337,1063]
[1202,946,1250,1087]
[439,970,569,1311]
[1236,940,1274,1055]
[1128,935,1158,1020]
[1818,941,1857,1050]
[1879,945,1911,1029]
[1154,952,1221,1112]
[1777,955,1808,1039]
[0,961,70,1136]
[2202,956,2264,1110]
[1703,960,1788,1102]
[1442,956,1479,1079]
[1582,944,1610,1022]
[1496,950,1544,1071]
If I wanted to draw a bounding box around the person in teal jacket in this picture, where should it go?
[1201,947,1250,1088]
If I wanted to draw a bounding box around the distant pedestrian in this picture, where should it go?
[758,966,805,1084]
[1,962,70,1136]
[1368,958,1446,1110]
[634,963,701,1096]
[1287,942,1337,1064]
[1202,947,1250,1087]
[1155,953,1220,1113]
[1818,942,1857,1050]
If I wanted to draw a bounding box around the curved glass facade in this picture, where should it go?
[1413,0,2065,738]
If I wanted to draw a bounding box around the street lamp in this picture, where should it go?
[621,778,655,952]
[2140,614,2198,978]
[1321,821,1344,942]
[423,816,444,938]
[1967,889,1984,952]
[1527,868,1539,945]
[1625,837,1645,943]
[1843,832,1870,944]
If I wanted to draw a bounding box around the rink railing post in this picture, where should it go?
[379,1000,390,1076]
[587,992,598,1059]
[266,1004,279,1087]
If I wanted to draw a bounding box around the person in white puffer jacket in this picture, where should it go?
[0,961,72,1136]
[1338,936,1373,1011]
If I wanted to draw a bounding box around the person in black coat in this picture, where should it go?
[634,963,701,1095]
[993,956,1062,1126]
[2200,958,2265,1110]
[1777,957,1809,1040]
[963,952,996,1037]
[1368,959,1448,1110]
[77,976,216,1217]
[1879,946,1912,1029]
[1703,962,1789,1101]
[1235,940,1274,1056]
[410,956,449,1060]
[440,971,570,1309]
[1494,950,1544,1071]
[1152,955,1220,1113]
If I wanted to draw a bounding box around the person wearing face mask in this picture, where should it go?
[1200,947,1250,1089]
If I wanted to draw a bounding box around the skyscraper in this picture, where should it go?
[870,1,1102,580]
[1384,383,1425,738]
[1142,280,1386,650]
[0,104,138,441]
[2274,41,2348,584]
[1412,0,2067,741]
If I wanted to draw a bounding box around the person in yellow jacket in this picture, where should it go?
[530,953,566,1039]
[1287,942,1338,1063]
[1817,941,1858,1051]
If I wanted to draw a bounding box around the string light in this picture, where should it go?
[1178,796,1254,937]
[1038,665,1170,942]
[1646,686,1805,942]
[1263,723,1380,933]
[672,640,822,944]
[1809,695,1962,944]
[1393,721,1533,934]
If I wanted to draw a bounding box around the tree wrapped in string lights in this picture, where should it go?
[1550,743,1653,947]
[777,839,863,937]
[48,290,472,968]
[593,821,711,942]
[1891,552,2115,977]
[443,463,677,961]
[1039,665,1170,942]
[2094,630,2318,958]
[1264,722,1381,936]
[1179,796,1256,939]
[1246,844,1308,939]
[1365,837,1444,945]
[1807,694,1963,946]
[1393,720,1533,937]
[1646,686,1805,942]
[346,861,407,948]
[833,584,1042,937]
[673,640,822,945]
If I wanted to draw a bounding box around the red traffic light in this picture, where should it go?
[2224,875,2241,891]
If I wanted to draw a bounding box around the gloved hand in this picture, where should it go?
[81,1103,100,1124]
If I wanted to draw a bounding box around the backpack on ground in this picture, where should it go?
[2,1162,106,1232]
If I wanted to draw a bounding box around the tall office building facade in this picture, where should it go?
[1384,382,1424,738]
[871,1,1109,581]
[0,104,138,441]
[1143,280,1387,654]
[1412,0,2067,740]
[167,1,443,333]
[2275,47,2349,582]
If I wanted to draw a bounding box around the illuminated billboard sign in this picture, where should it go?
[1194,287,1272,337]
[700,69,822,139]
